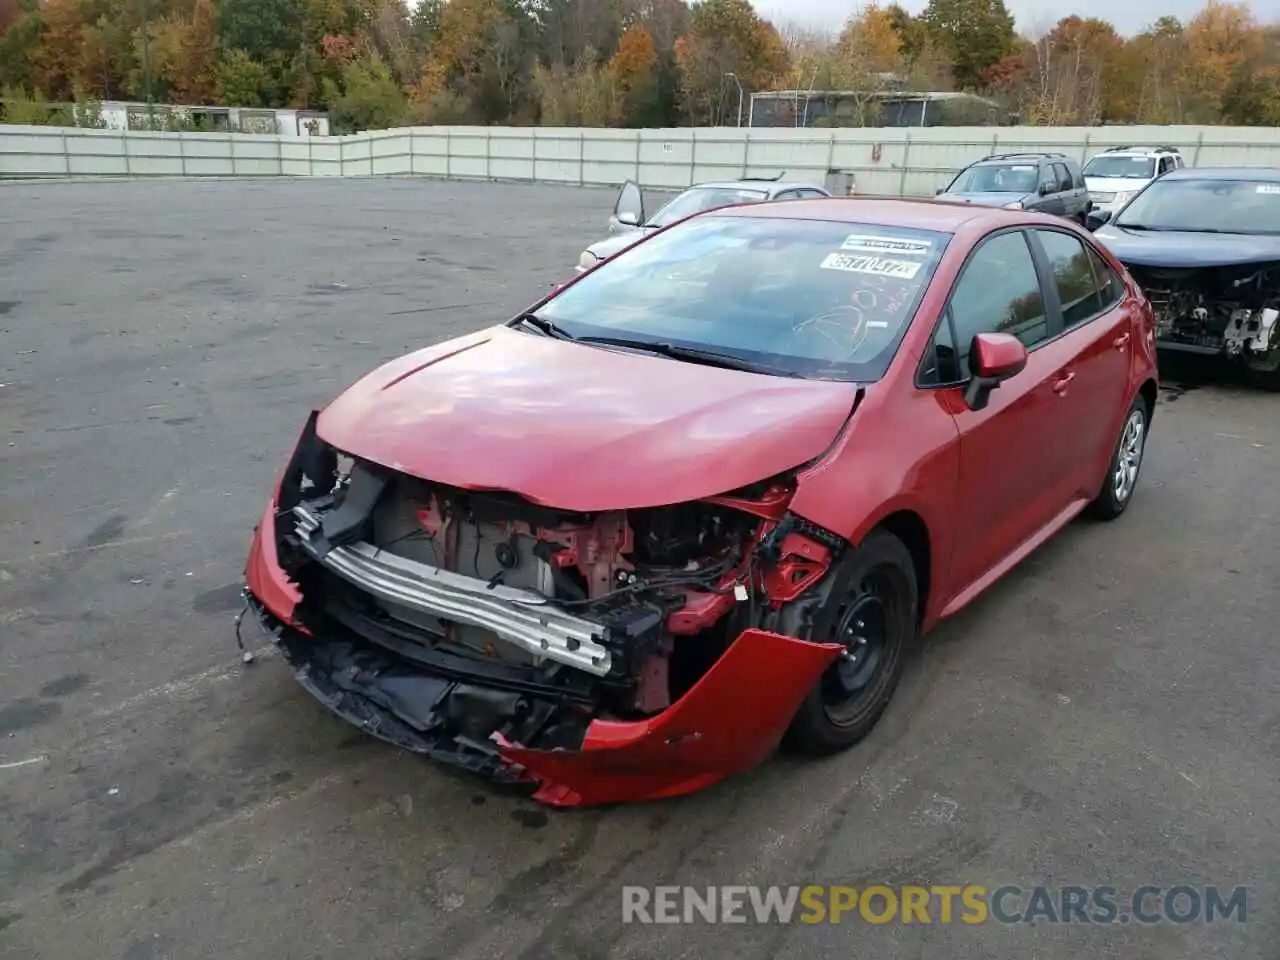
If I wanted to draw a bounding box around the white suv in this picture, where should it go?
[1082,146,1185,214]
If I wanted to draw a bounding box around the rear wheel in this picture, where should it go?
[784,530,917,755]
[1086,395,1149,520]
[1243,349,1280,392]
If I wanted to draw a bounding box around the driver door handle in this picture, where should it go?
[1113,332,1131,349]
[1052,371,1076,394]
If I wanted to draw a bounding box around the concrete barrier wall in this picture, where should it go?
[3,124,1280,194]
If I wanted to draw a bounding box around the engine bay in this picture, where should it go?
[269,442,846,758]
[1128,261,1280,370]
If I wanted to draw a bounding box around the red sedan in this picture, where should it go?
[242,197,1158,807]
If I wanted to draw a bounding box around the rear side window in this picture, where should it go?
[1036,230,1104,327]
[1086,246,1124,309]
[948,231,1049,367]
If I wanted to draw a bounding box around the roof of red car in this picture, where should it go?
[716,195,1024,233]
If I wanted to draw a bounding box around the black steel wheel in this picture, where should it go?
[784,529,917,755]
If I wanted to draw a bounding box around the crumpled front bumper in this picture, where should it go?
[243,500,843,807]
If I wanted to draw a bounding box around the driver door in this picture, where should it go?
[609,180,646,235]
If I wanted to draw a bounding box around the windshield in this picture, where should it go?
[534,215,950,382]
[1114,178,1280,234]
[1084,156,1157,179]
[947,163,1039,194]
[647,186,769,227]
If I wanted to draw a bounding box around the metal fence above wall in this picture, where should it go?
[2,123,1279,195]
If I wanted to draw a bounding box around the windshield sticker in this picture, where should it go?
[820,252,922,280]
[1256,184,1280,194]
[1010,164,1035,171]
[840,234,934,256]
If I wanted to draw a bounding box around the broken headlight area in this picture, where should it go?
[251,423,845,784]
[1131,261,1280,368]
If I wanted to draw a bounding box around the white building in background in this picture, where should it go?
[91,101,330,137]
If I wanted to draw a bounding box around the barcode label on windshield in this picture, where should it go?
[819,252,922,279]
[841,234,933,256]
[1256,184,1280,195]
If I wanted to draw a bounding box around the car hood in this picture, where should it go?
[1092,227,1280,269]
[936,191,1030,208]
[586,228,656,260]
[315,326,859,511]
[1084,176,1148,195]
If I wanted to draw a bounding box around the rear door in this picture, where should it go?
[921,229,1076,593]
[1027,227,1134,495]
[1052,162,1079,217]
[1037,163,1066,216]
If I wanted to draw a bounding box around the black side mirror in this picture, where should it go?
[935,186,945,195]
[1085,209,1112,231]
[1038,182,1053,196]
[963,332,1028,411]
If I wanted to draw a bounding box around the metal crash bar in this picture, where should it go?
[293,506,613,677]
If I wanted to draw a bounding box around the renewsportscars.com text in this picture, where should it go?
[621,885,1247,926]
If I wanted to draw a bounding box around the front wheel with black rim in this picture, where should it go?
[783,529,918,756]
[1086,394,1149,520]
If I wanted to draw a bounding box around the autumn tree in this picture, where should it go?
[1220,23,1280,125]
[1181,1,1260,121]
[674,0,788,125]
[920,0,1015,90]
[415,0,535,123]
[822,7,905,124]
[28,0,87,99]
[1112,16,1190,123]
[1021,16,1122,124]
[627,0,688,125]
[609,22,659,124]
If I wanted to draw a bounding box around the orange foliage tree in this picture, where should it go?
[674,0,788,124]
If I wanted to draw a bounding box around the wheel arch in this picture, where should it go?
[869,509,932,631]
[1138,377,1158,424]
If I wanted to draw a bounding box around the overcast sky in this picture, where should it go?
[754,0,1220,37]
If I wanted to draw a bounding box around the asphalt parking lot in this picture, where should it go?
[1,177,1277,960]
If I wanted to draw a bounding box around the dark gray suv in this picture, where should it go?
[935,152,1092,224]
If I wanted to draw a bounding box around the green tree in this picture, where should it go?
[919,0,1014,90]
[326,51,408,129]
[216,47,273,106]
[0,9,44,92]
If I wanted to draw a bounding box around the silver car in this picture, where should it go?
[576,176,832,273]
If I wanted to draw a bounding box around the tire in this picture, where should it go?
[1086,394,1149,520]
[783,529,918,756]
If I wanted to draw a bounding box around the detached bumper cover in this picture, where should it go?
[244,503,843,807]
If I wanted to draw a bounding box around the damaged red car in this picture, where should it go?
[242,197,1159,807]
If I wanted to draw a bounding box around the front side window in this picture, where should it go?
[536,215,951,382]
[647,187,769,227]
[1113,178,1280,234]
[1084,156,1157,179]
[1052,163,1072,191]
[948,231,1048,369]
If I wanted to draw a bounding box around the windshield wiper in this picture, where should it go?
[1113,223,1164,231]
[575,336,799,377]
[513,313,575,340]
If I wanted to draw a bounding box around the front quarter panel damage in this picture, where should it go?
[498,629,843,807]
